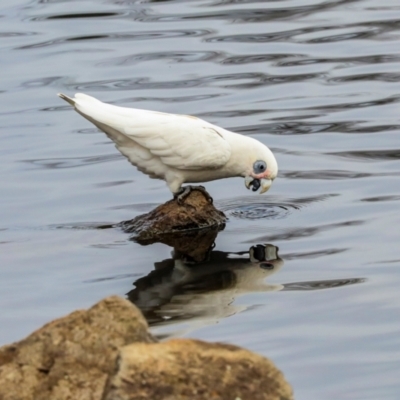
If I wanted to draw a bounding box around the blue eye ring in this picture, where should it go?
[253,160,267,174]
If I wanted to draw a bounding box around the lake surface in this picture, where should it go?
[1,0,400,398]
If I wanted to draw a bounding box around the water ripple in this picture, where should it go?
[140,1,355,23]
[17,29,212,49]
[207,0,347,6]
[360,195,400,202]
[284,248,348,260]
[224,103,400,132]
[198,109,265,119]
[49,222,115,231]
[278,54,400,67]
[94,180,133,188]
[245,220,363,242]
[207,19,400,43]
[23,154,122,169]
[33,12,122,21]
[0,31,38,38]
[311,95,400,111]
[21,76,63,89]
[228,203,295,220]
[281,170,372,180]
[221,52,400,68]
[305,28,380,43]
[217,194,335,220]
[98,50,224,67]
[116,94,224,104]
[222,53,304,66]
[329,73,400,83]
[282,170,400,179]
[232,121,355,135]
[68,71,321,91]
[328,149,400,161]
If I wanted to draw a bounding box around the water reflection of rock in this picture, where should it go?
[137,226,222,263]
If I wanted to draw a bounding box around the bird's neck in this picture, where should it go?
[223,132,254,177]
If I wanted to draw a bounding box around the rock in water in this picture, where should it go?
[105,339,293,400]
[0,296,293,400]
[0,296,154,400]
[120,190,227,243]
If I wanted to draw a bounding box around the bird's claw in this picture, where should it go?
[174,185,213,205]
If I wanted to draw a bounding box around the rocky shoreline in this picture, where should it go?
[0,296,292,400]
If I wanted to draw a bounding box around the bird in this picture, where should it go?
[58,93,278,203]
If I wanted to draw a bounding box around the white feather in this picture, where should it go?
[71,93,230,168]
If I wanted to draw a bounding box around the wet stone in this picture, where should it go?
[0,296,293,400]
[120,189,227,243]
[105,339,293,400]
[0,296,155,400]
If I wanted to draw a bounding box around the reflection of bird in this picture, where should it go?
[127,244,283,334]
[58,93,278,201]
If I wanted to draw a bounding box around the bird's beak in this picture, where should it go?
[245,176,273,193]
[260,178,272,194]
[245,176,254,190]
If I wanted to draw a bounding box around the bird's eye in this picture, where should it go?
[253,160,267,174]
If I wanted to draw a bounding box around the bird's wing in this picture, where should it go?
[61,93,232,171]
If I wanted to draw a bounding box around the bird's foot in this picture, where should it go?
[174,185,213,205]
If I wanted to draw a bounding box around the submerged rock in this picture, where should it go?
[120,189,227,243]
[0,296,292,400]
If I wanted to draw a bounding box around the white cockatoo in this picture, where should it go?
[58,93,278,201]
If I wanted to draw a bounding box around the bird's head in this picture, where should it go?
[243,139,278,194]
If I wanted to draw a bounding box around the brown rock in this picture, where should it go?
[0,296,154,400]
[120,189,227,243]
[105,339,293,400]
[0,296,292,400]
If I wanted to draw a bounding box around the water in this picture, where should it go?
[1,0,400,398]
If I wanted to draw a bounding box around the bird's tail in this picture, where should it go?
[58,93,75,106]
[58,93,102,107]
[57,93,134,148]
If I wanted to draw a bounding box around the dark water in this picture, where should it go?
[1,0,400,398]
